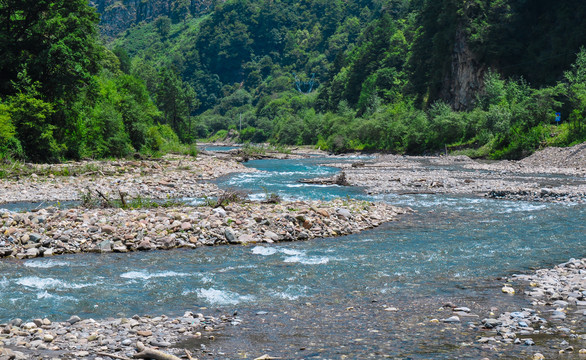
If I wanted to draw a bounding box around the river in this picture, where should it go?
[0,155,584,358]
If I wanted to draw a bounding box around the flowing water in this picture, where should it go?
[1,156,585,358]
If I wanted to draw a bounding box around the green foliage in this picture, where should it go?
[0,103,22,159]
[7,0,586,163]
[5,87,62,162]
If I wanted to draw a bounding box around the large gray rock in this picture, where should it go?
[98,240,112,252]
[29,233,42,243]
[224,228,236,243]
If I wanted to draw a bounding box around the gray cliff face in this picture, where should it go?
[440,27,486,111]
[90,0,215,38]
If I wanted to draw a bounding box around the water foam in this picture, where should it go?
[17,276,93,290]
[24,259,70,269]
[283,255,330,265]
[251,246,278,256]
[195,288,254,305]
[120,270,190,280]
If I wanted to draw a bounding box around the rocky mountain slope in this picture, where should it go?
[90,0,216,38]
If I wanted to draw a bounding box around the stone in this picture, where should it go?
[25,247,40,258]
[454,307,470,313]
[314,208,329,217]
[482,318,501,328]
[525,338,535,346]
[181,222,192,231]
[43,334,54,343]
[137,330,153,337]
[112,241,128,252]
[478,337,494,344]
[552,300,569,308]
[441,316,460,323]
[101,225,115,234]
[336,208,352,218]
[551,311,566,320]
[67,315,81,325]
[98,240,112,252]
[237,234,254,244]
[136,240,152,251]
[264,231,280,241]
[224,228,236,243]
[532,353,545,360]
[29,233,42,243]
[213,208,226,217]
[150,340,172,347]
[21,322,37,330]
[502,286,515,294]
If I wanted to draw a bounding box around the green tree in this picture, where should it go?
[0,0,102,161]
[154,16,172,38]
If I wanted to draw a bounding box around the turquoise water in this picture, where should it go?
[1,156,584,358]
[199,145,241,152]
[216,156,373,201]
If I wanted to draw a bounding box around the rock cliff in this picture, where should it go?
[90,0,216,38]
[440,27,486,111]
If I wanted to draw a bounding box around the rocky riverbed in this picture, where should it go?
[0,199,408,260]
[0,311,240,360]
[0,154,253,204]
[473,258,586,358]
[326,143,586,203]
[1,147,584,359]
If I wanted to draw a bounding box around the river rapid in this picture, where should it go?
[1,155,584,359]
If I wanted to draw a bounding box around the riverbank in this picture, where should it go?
[472,258,586,357]
[0,154,253,204]
[0,311,239,360]
[326,143,586,203]
[0,199,408,259]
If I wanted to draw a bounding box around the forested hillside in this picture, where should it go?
[2,0,586,162]
[0,0,193,162]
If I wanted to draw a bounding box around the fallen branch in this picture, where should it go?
[95,189,112,207]
[133,342,182,360]
[184,349,196,360]
[119,190,127,208]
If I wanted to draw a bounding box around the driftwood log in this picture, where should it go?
[299,171,349,186]
[133,342,182,360]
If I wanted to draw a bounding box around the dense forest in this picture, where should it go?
[2,0,586,162]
